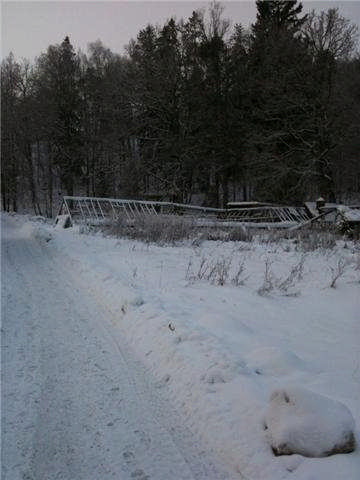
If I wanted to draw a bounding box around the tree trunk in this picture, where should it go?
[66,178,74,197]
[48,144,53,217]
[25,143,42,216]
[222,174,229,208]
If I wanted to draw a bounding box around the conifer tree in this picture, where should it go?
[1,54,21,210]
[36,36,83,196]
[248,1,312,201]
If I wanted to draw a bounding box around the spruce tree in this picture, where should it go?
[248,1,312,202]
[36,36,83,196]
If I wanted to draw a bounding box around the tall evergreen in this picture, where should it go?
[248,1,314,202]
[1,54,21,211]
[36,36,83,196]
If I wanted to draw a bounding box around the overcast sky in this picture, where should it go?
[2,1,360,62]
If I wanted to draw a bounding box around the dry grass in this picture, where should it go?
[102,215,252,245]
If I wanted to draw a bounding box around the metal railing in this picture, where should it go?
[56,196,311,228]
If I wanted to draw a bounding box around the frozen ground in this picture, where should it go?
[1,213,359,479]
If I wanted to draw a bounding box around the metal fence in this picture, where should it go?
[56,196,311,229]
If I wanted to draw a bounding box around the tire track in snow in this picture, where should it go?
[1,216,229,480]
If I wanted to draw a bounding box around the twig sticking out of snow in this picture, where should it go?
[231,258,248,286]
[329,258,347,288]
[258,257,305,296]
[257,258,276,296]
[277,256,305,294]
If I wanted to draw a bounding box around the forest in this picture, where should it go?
[2,0,360,217]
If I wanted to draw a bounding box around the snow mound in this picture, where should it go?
[264,386,356,457]
[30,215,47,223]
[33,226,52,243]
[19,223,52,243]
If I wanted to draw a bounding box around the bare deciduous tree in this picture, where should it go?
[304,8,359,60]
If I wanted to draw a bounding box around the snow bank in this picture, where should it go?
[265,386,356,457]
[337,206,360,222]
[15,221,52,243]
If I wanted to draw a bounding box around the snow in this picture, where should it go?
[2,213,360,479]
[265,386,356,457]
[1,215,229,480]
[54,213,72,228]
[337,206,360,222]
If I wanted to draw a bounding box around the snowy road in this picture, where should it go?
[1,216,228,480]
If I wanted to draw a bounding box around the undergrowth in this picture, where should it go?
[101,215,252,245]
[92,215,357,256]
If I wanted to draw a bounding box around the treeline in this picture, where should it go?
[2,1,360,215]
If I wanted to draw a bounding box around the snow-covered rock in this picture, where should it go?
[265,386,356,457]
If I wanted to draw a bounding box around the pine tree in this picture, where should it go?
[1,54,21,211]
[248,1,313,202]
[36,36,83,196]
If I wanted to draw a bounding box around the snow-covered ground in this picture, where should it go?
[2,213,359,479]
[1,215,229,480]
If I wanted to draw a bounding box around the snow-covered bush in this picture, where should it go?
[264,386,356,458]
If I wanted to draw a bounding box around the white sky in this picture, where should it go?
[2,1,360,61]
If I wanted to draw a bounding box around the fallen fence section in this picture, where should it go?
[56,196,311,230]
[288,208,337,232]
